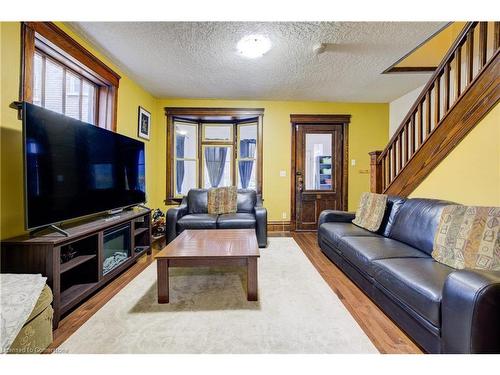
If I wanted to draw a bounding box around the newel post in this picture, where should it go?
[369,151,383,193]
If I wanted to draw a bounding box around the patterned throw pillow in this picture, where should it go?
[432,205,500,271]
[207,186,238,215]
[352,192,388,232]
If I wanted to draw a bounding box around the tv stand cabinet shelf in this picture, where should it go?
[60,254,97,273]
[1,207,152,328]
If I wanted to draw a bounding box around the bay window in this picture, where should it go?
[166,108,264,203]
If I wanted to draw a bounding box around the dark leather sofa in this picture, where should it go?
[166,189,267,248]
[317,196,500,354]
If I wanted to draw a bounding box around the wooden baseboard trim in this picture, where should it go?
[268,221,291,232]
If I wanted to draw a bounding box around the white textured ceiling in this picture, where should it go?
[68,22,446,102]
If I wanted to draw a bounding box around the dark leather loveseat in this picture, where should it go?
[166,189,267,248]
[317,197,500,354]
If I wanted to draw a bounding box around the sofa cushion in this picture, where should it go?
[377,195,406,237]
[337,237,429,277]
[237,189,257,213]
[352,192,388,232]
[217,213,256,229]
[187,189,209,214]
[433,205,500,271]
[177,214,218,231]
[207,186,237,214]
[389,198,454,255]
[372,258,455,326]
[318,222,380,249]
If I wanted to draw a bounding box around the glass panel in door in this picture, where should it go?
[304,133,333,190]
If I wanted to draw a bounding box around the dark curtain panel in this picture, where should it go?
[204,147,227,188]
[238,139,256,189]
[176,135,186,194]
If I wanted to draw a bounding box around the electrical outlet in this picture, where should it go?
[279,170,286,177]
[282,212,287,219]
[351,159,356,166]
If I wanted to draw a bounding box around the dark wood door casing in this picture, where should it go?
[290,115,350,231]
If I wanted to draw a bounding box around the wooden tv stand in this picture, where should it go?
[1,207,151,328]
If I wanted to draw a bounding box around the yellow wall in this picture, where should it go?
[410,103,500,206]
[396,22,466,68]
[0,22,163,239]
[156,99,389,221]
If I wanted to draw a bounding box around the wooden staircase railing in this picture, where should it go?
[371,22,500,196]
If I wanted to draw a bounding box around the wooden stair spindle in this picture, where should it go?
[495,22,500,50]
[410,114,416,156]
[479,22,488,67]
[403,123,409,165]
[444,62,450,112]
[434,77,441,127]
[417,102,424,147]
[454,46,462,99]
[391,145,397,180]
[398,132,403,171]
[466,29,474,85]
[425,92,432,136]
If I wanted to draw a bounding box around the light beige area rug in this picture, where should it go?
[59,237,378,353]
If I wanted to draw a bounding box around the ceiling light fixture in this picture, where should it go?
[237,34,272,58]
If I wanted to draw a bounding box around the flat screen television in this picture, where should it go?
[23,102,146,230]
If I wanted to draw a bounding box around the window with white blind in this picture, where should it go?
[33,51,98,124]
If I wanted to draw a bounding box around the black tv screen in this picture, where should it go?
[23,102,146,230]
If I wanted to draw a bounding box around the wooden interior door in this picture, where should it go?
[293,123,345,231]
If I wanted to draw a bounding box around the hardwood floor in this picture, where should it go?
[47,232,422,354]
[289,232,422,354]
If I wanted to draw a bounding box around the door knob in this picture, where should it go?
[297,176,303,192]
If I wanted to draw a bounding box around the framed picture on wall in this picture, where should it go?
[138,106,151,140]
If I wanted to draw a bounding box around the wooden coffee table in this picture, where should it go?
[155,229,260,303]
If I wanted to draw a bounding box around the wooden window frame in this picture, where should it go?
[165,107,264,204]
[21,22,121,131]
